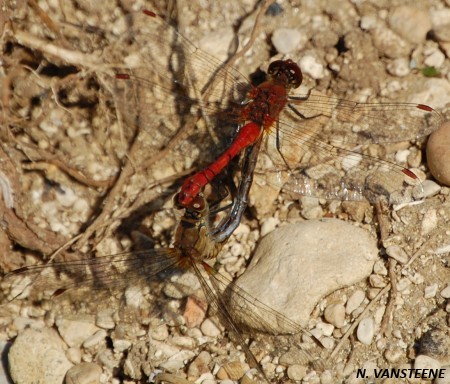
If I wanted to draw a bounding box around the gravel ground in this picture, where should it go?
[0,1,449,383]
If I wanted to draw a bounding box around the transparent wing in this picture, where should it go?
[102,10,251,153]
[1,248,185,322]
[256,93,443,204]
[287,94,442,144]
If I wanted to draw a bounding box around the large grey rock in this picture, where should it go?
[229,219,378,333]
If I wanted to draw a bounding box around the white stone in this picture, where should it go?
[82,329,107,349]
[360,15,377,30]
[230,220,378,332]
[346,290,366,314]
[272,28,306,54]
[441,284,450,299]
[299,56,325,79]
[421,180,441,198]
[388,6,432,44]
[387,58,410,77]
[260,217,280,237]
[287,364,307,380]
[56,317,100,348]
[385,245,409,264]
[8,328,72,384]
[424,49,446,68]
[200,319,221,337]
[315,321,334,337]
[424,283,439,298]
[357,317,375,345]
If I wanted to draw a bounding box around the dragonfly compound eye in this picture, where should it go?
[268,59,303,89]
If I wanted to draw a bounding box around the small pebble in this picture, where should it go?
[260,217,280,237]
[421,208,438,235]
[183,296,207,328]
[385,348,403,363]
[187,351,212,379]
[357,317,375,345]
[372,26,411,59]
[397,277,411,293]
[150,324,169,341]
[200,319,221,337]
[83,329,107,349]
[385,245,409,264]
[287,364,307,381]
[320,370,334,384]
[124,286,146,308]
[112,339,131,352]
[9,328,72,384]
[56,318,100,348]
[388,6,432,43]
[369,274,387,288]
[65,363,102,384]
[427,121,450,187]
[441,284,450,299]
[421,180,441,198]
[424,48,446,68]
[387,58,410,77]
[271,28,306,54]
[321,337,335,350]
[299,55,325,79]
[95,311,115,329]
[170,336,196,350]
[316,321,334,336]
[424,283,439,298]
[346,290,366,315]
[373,259,388,275]
[324,303,346,328]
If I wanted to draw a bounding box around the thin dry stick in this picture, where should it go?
[13,29,102,69]
[375,199,396,337]
[330,284,390,360]
[379,259,397,337]
[28,0,62,38]
[224,0,275,71]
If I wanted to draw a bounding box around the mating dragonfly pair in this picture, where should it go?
[1,7,443,384]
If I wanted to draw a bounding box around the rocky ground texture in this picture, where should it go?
[0,0,449,383]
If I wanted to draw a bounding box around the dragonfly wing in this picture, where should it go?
[287,92,443,144]
[258,109,426,204]
[1,248,184,323]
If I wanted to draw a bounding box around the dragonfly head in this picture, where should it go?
[268,59,303,90]
[174,192,207,213]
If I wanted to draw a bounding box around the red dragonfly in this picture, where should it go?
[113,10,442,208]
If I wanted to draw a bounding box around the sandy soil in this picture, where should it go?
[0,0,449,383]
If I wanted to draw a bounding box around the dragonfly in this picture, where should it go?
[110,10,443,209]
[1,144,322,384]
